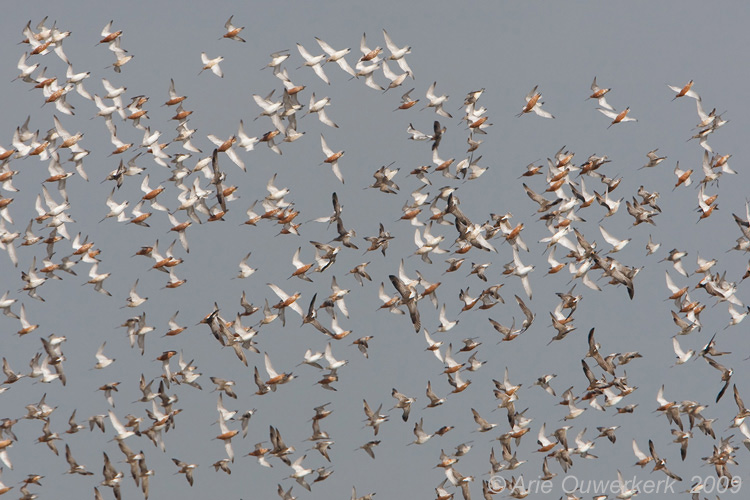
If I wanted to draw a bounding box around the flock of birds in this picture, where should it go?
[0,15,748,500]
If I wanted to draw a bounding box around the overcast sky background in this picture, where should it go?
[1,2,749,499]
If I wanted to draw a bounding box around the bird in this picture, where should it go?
[382,29,413,77]
[667,80,700,101]
[409,418,433,445]
[108,410,135,441]
[307,94,338,128]
[517,85,554,118]
[288,455,313,490]
[200,53,224,78]
[395,88,419,110]
[648,440,683,481]
[357,440,381,459]
[358,32,382,62]
[424,82,452,118]
[471,408,496,432]
[123,279,147,308]
[646,234,661,255]
[98,20,122,46]
[425,380,446,408]
[381,61,408,93]
[389,274,420,331]
[704,356,733,402]
[100,188,129,222]
[320,134,345,183]
[235,252,256,279]
[673,162,693,189]
[94,342,115,369]
[671,337,695,365]
[221,16,245,42]
[391,388,416,422]
[315,37,356,76]
[215,416,239,462]
[587,77,613,110]
[16,304,39,335]
[641,149,667,169]
[85,262,112,296]
[599,225,631,253]
[262,50,290,73]
[511,247,534,299]
[172,458,197,486]
[297,43,329,85]
[362,400,388,435]
[598,106,637,128]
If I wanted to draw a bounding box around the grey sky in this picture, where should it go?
[0,2,749,499]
